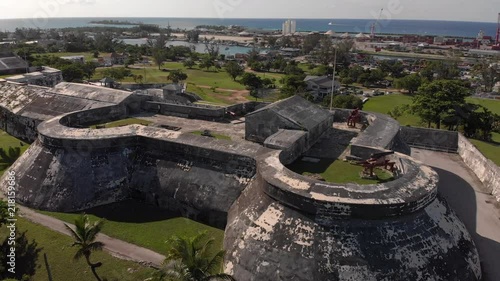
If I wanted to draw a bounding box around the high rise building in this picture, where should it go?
[282,19,296,35]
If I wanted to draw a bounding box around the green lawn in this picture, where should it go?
[466,97,500,115]
[0,130,30,176]
[364,94,500,124]
[287,158,394,184]
[40,200,224,257]
[363,94,422,126]
[363,94,500,165]
[191,130,232,140]
[89,118,152,129]
[469,132,500,165]
[0,217,155,281]
[94,63,246,90]
[41,52,111,62]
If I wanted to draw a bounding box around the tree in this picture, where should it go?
[341,77,354,88]
[240,72,263,90]
[102,67,132,81]
[395,73,422,95]
[329,95,364,109]
[148,32,169,70]
[82,62,98,80]
[411,80,469,129]
[225,61,244,81]
[168,70,188,83]
[421,61,460,81]
[183,59,196,69]
[204,39,220,60]
[60,64,85,82]
[280,74,307,97]
[0,146,21,169]
[379,60,405,78]
[64,214,104,281]
[186,30,201,43]
[158,232,235,281]
[152,49,167,70]
[473,61,500,92]
[200,56,215,71]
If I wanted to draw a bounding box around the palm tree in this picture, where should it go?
[0,146,21,166]
[64,214,105,281]
[157,232,235,281]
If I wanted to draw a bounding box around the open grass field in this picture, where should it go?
[363,94,422,126]
[0,217,155,281]
[287,158,394,184]
[38,52,110,62]
[191,130,232,140]
[94,62,246,90]
[466,97,500,115]
[469,132,500,166]
[0,130,30,176]
[40,200,224,257]
[364,93,500,120]
[89,118,152,129]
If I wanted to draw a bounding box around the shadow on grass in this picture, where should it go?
[74,200,182,223]
[0,231,42,280]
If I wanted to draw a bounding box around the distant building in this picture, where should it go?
[4,66,62,87]
[0,52,29,75]
[468,49,500,57]
[282,19,297,36]
[280,48,301,57]
[304,75,341,100]
[61,55,85,63]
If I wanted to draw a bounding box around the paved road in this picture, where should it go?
[14,205,165,267]
[412,148,500,281]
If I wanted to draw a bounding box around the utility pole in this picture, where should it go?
[329,46,337,111]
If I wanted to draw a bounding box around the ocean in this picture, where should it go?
[0,17,498,38]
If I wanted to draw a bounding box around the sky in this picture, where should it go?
[0,0,499,22]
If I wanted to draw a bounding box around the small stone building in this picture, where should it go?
[245,95,333,143]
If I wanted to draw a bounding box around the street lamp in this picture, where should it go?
[329,46,338,111]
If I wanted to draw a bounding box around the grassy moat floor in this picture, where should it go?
[287,157,394,184]
[0,217,155,281]
[40,200,224,257]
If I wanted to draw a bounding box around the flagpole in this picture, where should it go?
[329,46,337,111]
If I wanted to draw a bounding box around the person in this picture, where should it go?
[347,107,360,127]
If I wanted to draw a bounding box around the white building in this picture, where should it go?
[282,20,297,36]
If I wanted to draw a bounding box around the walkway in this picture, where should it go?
[411,148,500,281]
[14,205,165,267]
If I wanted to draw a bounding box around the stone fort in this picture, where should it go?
[0,81,482,280]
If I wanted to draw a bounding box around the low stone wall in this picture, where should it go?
[143,101,267,120]
[349,111,408,159]
[400,127,458,152]
[458,134,500,201]
[0,107,40,143]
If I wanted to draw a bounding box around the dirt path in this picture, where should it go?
[10,203,165,267]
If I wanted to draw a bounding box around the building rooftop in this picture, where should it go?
[248,95,331,131]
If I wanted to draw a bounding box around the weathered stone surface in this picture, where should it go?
[0,82,482,280]
[400,126,459,152]
[458,134,500,202]
[245,95,333,144]
[225,182,481,281]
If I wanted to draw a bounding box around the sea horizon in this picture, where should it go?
[0,16,498,24]
[0,17,498,38]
